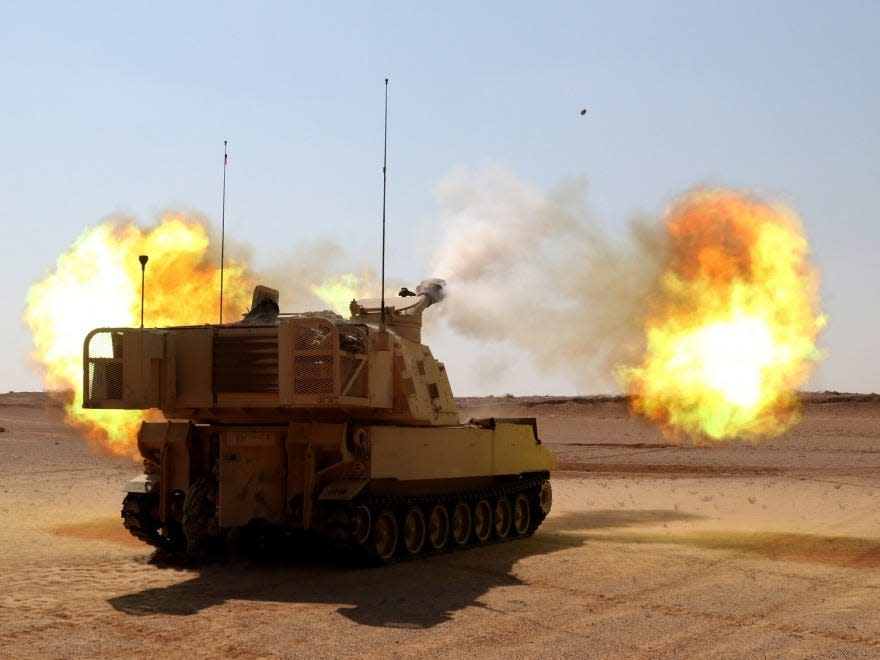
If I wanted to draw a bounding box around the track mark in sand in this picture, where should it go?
[496,548,880,651]
[644,602,880,648]
[455,551,880,650]
[2,559,188,627]
[584,529,880,570]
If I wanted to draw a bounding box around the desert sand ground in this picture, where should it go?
[1,391,879,658]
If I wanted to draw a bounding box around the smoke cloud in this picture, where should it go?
[262,239,370,309]
[260,238,417,314]
[427,166,668,392]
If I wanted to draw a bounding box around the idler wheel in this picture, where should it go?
[427,504,450,551]
[326,509,351,549]
[493,496,512,539]
[512,493,531,536]
[402,506,427,556]
[539,481,553,515]
[472,499,493,543]
[372,508,398,562]
[451,501,472,546]
[351,505,371,545]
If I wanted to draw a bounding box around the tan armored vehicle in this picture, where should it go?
[83,279,555,561]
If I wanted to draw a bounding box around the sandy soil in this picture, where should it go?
[1,391,879,658]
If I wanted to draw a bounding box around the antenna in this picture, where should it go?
[219,139,228,324]
[380,78,389,330]
[138,255,149,328]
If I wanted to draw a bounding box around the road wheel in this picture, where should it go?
[402,506,426,556]
[351,505,371,545]
[512,493,531,536]
[451,501,472,546]
[427,504,450,551]
[494,496,512,539]
[372,508,398,562]
[473,499,492,543]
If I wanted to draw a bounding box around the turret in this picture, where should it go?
[82,278,458,426]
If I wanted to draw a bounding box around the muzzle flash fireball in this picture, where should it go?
[24,215,256,455]
[619,190,825,442]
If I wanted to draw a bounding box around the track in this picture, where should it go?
[121,492,183,551]
[122,474,553,564]
[325,474,553,563]
[121,492,164,547]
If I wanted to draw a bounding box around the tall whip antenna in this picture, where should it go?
[219,139,228,324]
[380,78,389,330]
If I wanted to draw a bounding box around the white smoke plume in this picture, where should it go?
[427,166,668,392]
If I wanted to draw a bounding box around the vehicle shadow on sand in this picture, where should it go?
[108,508,698,628]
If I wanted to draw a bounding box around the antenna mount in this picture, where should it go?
[138,255,149,328]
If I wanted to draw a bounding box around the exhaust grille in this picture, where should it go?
[290,318,338,397]
[213,333,279,393]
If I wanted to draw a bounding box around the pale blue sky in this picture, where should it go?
[3,1,878,393]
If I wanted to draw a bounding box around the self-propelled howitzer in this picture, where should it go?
[83,279,555,561]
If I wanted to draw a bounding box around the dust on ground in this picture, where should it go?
[1,391,879,658]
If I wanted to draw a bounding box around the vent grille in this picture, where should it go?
[293,355,335,395]
[213,333,279,393]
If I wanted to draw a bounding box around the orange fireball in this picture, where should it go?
[24,214,256,456]
[619,190,825,441]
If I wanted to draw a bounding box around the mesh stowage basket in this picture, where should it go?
[86,331,124,400]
